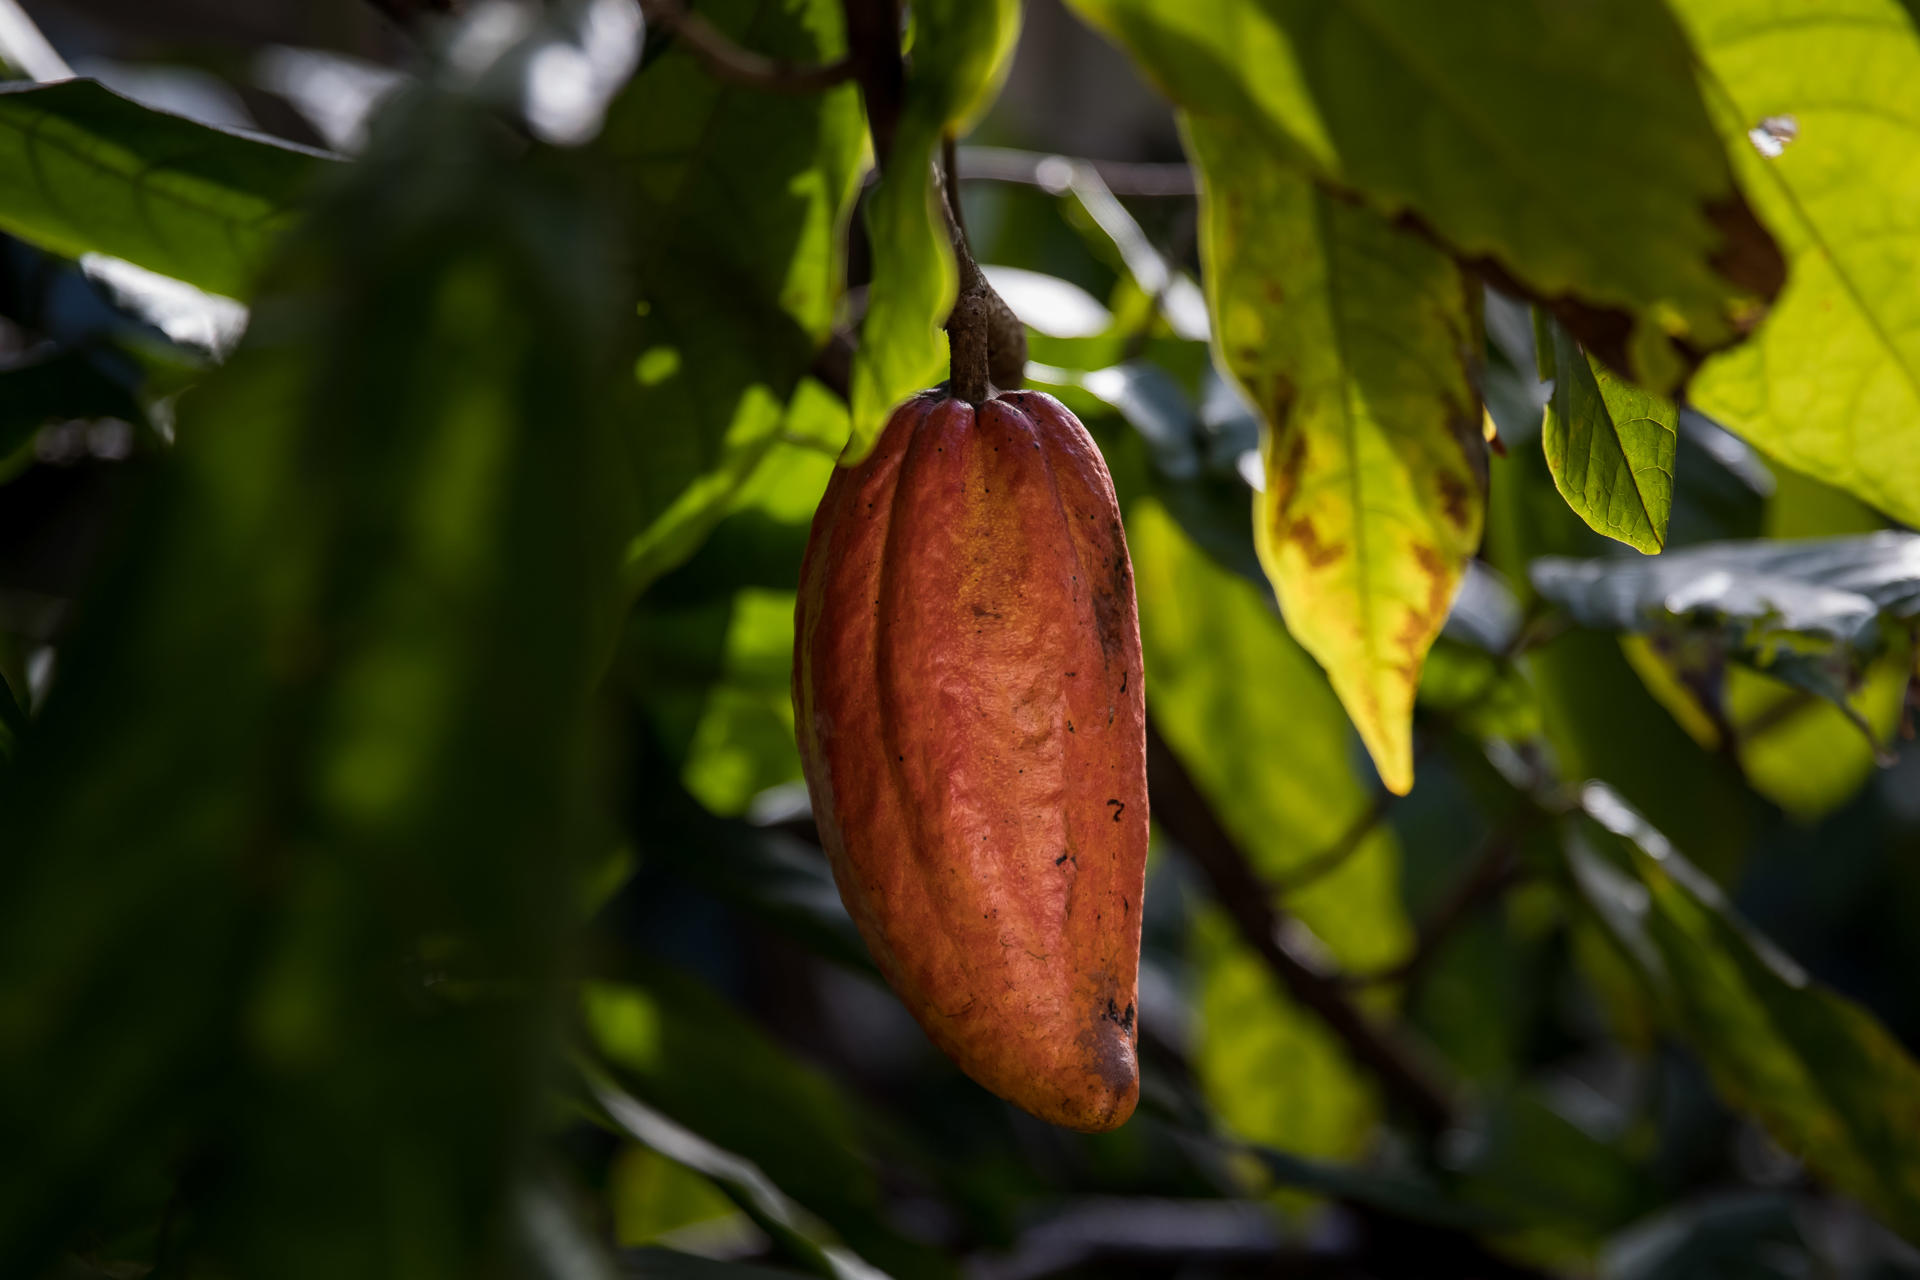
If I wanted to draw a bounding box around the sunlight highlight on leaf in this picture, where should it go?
[1674,0,1920,526]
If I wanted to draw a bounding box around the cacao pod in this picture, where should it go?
[793,389,1148,1132]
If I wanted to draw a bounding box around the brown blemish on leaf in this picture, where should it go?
[1436,467,1473,533]
[1390,543,1454,690]
[1286,517,1346,569]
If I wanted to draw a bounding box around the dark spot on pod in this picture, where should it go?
[1107,799,1125,821]
[1055,852,1072,866]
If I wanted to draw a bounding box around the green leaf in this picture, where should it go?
[1674,0,1920,527]
[1129,499,1405,1156]
[1541,320,1677,554]
[1190,911,1380,1165]
[603,0,865,591]
[581,1069,879,1280]
[1065,0,1780,388]
[1621,633,1910,822]
[0,91,626,1278]
[583,971,946,1278]
[1185,113,1483,795]
[846,0,1021,460]
[0,80,328,298]
[1564,785,1920,1238]
[625,411,842,815]
[1531,533,1920,657]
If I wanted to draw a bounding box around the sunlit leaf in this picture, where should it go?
[1185,113,1483,794]
[0,79,329,298]
[1065,0,1780,388]
[1541,319,1677,554]
[1564,785,1920,1238]
[1190,911,1378,1165]
[847,0,1021,460]
[1129,500,1404,1156]
[603,0,864,591]
[1674,0,1920,527]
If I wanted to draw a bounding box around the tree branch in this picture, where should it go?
[642,0,854,94]
[1341,834,1523,992]
[1145,720,1455,1134]
[1271,786,1395,898]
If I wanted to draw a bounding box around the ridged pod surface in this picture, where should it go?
[794,389,1148,1132]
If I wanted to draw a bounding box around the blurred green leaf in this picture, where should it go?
[0,79,328,297]
[1541,319,1676,554]
[1533,536,1920,753]
[625,423,841,815]
[1189,911,1378,1166]
[1129,499,1405,1157]
[1674,0,1920,527]
[0,89,626,1278]
[1620,633,1909,822]
[581,1069,884,1280]
[1451,1089,1652,1257]
[608,1145,750,1249]
[1066,0,1778,388]
[1184,112,1483,795]
[584,971,942,1277]
[603,0,864,591]
[847,0,1021,460]
[1564,785,1920,1239]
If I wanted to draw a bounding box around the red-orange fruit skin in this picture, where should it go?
[793,389,1148,1132]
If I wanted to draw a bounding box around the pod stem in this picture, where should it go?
[937,132,1025,405]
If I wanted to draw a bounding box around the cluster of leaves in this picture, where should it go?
[5,0,1920,1277]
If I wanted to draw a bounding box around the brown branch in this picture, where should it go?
[1341,835,1523,992]
[643,0,854,93]
[842,0,904,161]
[1146,720,1455,1134]
[958,145,1199,198]
[1271,787,1396,898]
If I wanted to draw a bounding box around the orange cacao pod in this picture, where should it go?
[793,389,1148,1132]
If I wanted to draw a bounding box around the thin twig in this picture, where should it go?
[1341,834,1524,992]
[643,0,854,93]
[1146,720,1455,1134]
[1271,787,1396,898]
[958,145,1199,198]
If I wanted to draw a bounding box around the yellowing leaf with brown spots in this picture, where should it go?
[1186,115,1484,794]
